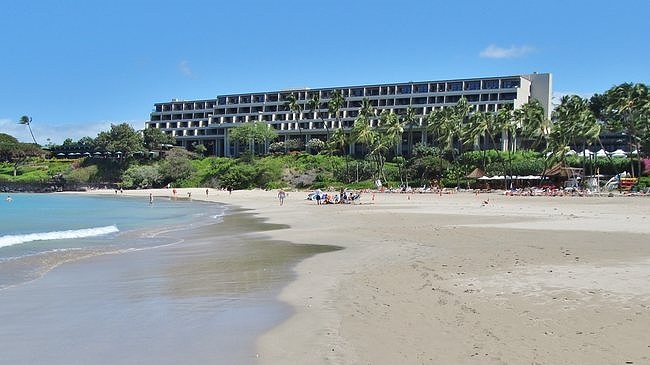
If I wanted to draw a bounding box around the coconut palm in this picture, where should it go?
[604,83,650,176]
[401,107,418,156]
[378,109,404,154]
[19,115,38,145]
[514,99,550,150]
[467,111,499,170]
[285,93,305,150]
[328,90,346,129]
[308,92,330,141]
[426,98,470,161]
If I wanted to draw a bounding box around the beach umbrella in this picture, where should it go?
[56,152,66,157]
[565,149,577,156]
[611,149,627,158]
[580,149,594,157]
[596,149,607,157]
[466,167,485,179]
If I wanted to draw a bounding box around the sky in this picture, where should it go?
[1,0,649,144]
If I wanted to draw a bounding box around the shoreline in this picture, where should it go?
[82,188,650,364]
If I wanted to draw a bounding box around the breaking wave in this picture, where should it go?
[0,226,119,248]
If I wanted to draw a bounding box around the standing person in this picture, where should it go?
[205,188,209,197]
[315,192,322,205]
[228,186,233,195]
[149,193,153,205]
[278,189,286,206]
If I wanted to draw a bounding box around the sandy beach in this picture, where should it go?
[94,188,650,364]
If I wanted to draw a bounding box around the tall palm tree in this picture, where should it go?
[514,99,550,150]
[328,90,346,129]
[285,93,305,150]
[549,95,604,184]
[467,111,499,170]
[426,98,470,162]
[401,107,417,156]
[605,83,650,176]
[19,115,38,144]
[379,109,404,155]
[308,92,330,141]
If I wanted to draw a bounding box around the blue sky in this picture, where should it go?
[1,0,648,144]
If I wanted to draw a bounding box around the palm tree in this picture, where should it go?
[605,83,650,177]
[401,107,418,156]
[285,93,305,150]
[328,90,346,129]
[308,92,330,142]
[19,115,38,144]
[467,111,499,170]
[379,109,404,155]
[426,98,470,162]
[514,99,550,150]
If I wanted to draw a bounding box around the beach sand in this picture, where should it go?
[96,188,650,364]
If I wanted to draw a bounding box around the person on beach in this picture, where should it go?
[149,193,153,205]
[278,189,286,206]
[205,188,209,196]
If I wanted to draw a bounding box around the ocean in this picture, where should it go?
[0,193,334,364]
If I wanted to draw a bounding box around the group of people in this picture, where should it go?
[313,190,361,205]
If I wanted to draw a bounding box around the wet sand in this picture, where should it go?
[84,188,650,364]
[0,202,334,365]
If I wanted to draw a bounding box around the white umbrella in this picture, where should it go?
[596,149,607,157]
[611,149,627,158]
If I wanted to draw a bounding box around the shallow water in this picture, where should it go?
[0,194,338,364]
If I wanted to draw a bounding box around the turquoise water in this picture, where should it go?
[0,193,336,364]
[0,193,224,289]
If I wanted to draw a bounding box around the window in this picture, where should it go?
[501,79,520,88]
[465,81,480,90]
[483,80,499,89]
[447,82,462,91]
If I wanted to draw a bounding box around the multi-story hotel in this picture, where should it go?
[146,73,552,157]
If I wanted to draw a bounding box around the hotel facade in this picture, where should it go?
[146,73,552,157]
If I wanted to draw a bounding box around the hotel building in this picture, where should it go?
[146,73,552,157]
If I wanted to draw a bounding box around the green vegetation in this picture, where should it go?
[1,82,649,191]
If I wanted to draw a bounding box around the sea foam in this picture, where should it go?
[0,225,119,248]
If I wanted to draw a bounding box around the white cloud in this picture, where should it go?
[479,44,534,59]
[178,60,195,78]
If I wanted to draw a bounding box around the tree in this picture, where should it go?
[546,95,605,182]
[426,98,470,161]
[308,92,330,141]
[378,109,404,155]
[143,127,175,150]
[328,90,346,129]
[229,121,278,156]
[0,135,44,176]
[604,82,650,176]
[158,148,196,185]
[401,107,418,156]
[94,123,145,155]
[121,164,162,189]
[514,99,550,150]
[467,111,499,170]
[285,93,305,149]
[19,115,38,145]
